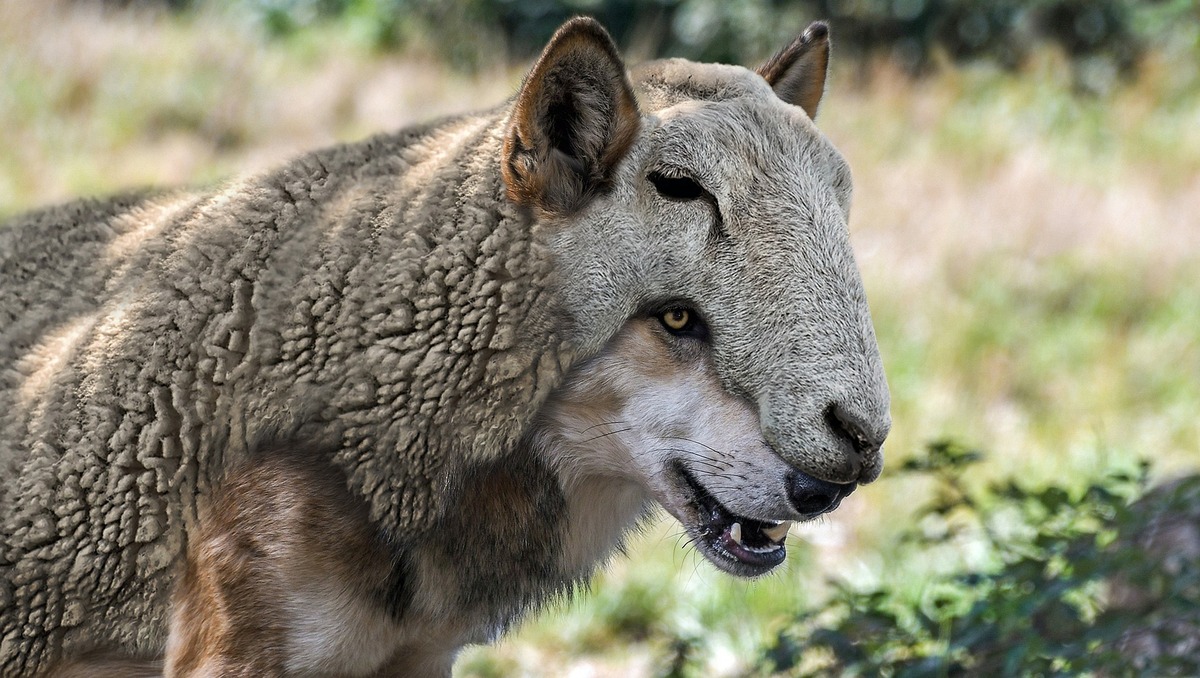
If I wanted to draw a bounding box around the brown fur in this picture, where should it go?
[756,21,830,118]
[165,450,395,676]
[502,17,641,216]
[159,443,567,677]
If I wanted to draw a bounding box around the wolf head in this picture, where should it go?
[504,18,890,576]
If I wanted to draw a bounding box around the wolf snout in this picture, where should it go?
[787,470,856,518]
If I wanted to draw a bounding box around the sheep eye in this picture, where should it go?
[649,172,705,201]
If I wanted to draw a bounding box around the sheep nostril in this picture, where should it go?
[825,403,879,455]
[825,402,887,484]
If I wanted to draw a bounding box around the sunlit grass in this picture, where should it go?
[0,2,519,216]
[2,2,1197,675]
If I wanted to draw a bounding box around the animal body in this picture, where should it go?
[0,17,890,676]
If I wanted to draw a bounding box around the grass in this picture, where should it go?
[2,2,1197,675]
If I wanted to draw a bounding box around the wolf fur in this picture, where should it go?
[0,18,890,676]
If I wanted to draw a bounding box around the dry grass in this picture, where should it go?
[2,2,1197,676]
[0,2,519,212]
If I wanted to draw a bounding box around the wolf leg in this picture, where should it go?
[164,448,400,677]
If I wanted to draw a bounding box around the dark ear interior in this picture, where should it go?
[502,17,641,216]
[756,21,831,118]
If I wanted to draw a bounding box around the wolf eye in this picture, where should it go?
[648,172,706,201]
[658,307,707,339]
[663,308,690,330]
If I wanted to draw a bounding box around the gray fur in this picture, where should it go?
[0,18,889,674]
[562,57,889,482]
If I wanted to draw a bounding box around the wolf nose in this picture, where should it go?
[786,471,855,517]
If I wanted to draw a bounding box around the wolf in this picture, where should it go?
[0,17,890,676]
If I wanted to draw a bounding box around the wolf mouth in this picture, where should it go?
[673,462,792,577]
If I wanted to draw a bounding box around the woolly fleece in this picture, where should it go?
[0,112,573,673]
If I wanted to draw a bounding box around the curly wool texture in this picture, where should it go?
[0,111,575,674]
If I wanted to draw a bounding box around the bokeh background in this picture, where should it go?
[2,0,1198,675]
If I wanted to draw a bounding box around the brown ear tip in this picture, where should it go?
[554,16,611,42]
[804,21,830,43]
[543,16,622,63]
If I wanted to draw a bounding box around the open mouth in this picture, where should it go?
[674,463,793,577]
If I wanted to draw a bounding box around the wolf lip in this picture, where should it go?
[675,463,790,576]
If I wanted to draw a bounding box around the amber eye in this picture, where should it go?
[661,308,691,331]
[656,306,708,340]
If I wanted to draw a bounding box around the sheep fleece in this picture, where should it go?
[0,112,574,671]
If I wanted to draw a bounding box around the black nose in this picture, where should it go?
[787,471,855,517]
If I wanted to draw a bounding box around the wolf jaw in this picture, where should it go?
[674,461,794,576]
[536,318,859,579]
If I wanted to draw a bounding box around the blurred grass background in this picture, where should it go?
[2,0,1198,675]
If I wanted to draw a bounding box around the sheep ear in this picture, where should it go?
[503,17,641,216]
[757,21,830,119]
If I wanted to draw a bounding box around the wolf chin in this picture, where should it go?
[0,17,890,677]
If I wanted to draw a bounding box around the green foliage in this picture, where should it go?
[578,578,671,648]
[246,0,408,48]
[186,0,1200,78]
[756,442,1200,677]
